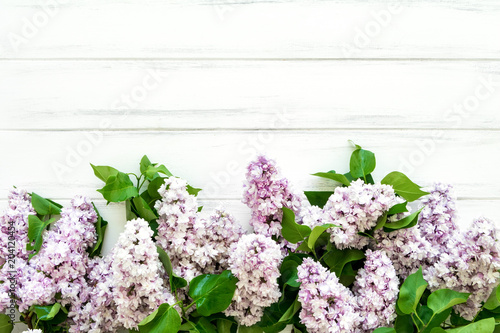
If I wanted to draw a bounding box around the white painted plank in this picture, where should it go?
[0,130,498,200]
[1,60,499,129]
[1,2,500,59]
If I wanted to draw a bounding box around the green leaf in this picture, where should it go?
[138,303,181,333]
[27,215,57,258]
[132,196,158,221]
[88,203,108,258]
[303,191,334,208]
[307,224,338,252]
[140,155,153,174]
[97,172,139,203]
[187,185,202,197]
[387,202,409,216]
[0,313,13,333]
[427,289,469,314]
[31,193,62,216]
[349,147,376,180]
[34,303,62,321]
[394,314,414,333]
[397,267,428,315]
[156,246,187,292]
[374,211,388,231]
[441,317,495,332]
[384,208,423,232]
[312,172,351,187]
[188,271,238,317]
[281,207,311,244]
[148,177,166,201]
[419,307,452,333]
[216,319,235,333]
[259,299,301,333]
[373,328,396,333]
[145,164,173,180]
[90,164,119,183]
[484,285,500,310]
[238,326,264,333]
[322,248,365,277]
[280,260,301,289]
[381,171,429,202]
[191,318,217,333]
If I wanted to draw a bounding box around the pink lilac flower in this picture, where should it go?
[425,218,500,320]
[418,183,459,252]
[225,234,283,326]
[353,250,399,331]
[109,218,175,330]
[297,258,360,333]
[155,177,245,281]
[324,180,403,249]
[243,156,302,239]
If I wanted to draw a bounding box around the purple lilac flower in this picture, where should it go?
[243,156,302,239]
[324,180,404,250]
[353,250,399,331]
[418,183,459,252]
[109,218,175,330]
[0,189,35,312]
[225,234,283,326]
[297,258,360,333]
[155,177,245,282]
[425,218,500,320]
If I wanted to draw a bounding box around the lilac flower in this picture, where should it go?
[418,183,459,251]
[155,177,245,281]
[297,258,360,333]
[0,189,35,264]
[225,234,283,326]
[243,156,302,239]
[353,250,399,331]
[15,261,57,313]
[109,218,175,330]
[324,180,403,249]
[425,218,500,320]
[374,224,435,279]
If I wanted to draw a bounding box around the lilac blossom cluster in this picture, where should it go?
[353,250,399,331]
[155,177,245,282]
[242,155,303,239]
[225,234,283,326]
[297,257,360,333]
[324,180,404,249]
[0,189,35,312]
[425,217,500,320]
[108,218,175,330]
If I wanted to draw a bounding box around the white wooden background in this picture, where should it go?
[1,0,500,331]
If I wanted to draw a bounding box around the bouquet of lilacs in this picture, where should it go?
[0,144,499,333]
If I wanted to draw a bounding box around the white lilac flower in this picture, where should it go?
[353,250,399,331]
[109,218,175,330]
[297,258,360,333]
[418,183,459,252]
[324,180,404,250]
[224,234,283,326]
[243,156,303,239]
[425,218,500,320]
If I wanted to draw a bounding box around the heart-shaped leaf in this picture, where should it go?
[138,303,181,333]
[30,193,62,216]
[97,172,139,203]
[349,147,376,180]
[90,164,119,183]
[427,289,469,314]
[398,267,428,315]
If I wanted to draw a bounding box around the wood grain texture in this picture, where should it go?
[1,60,500,130]
[1,1,500,59]
[0,130,498,200]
